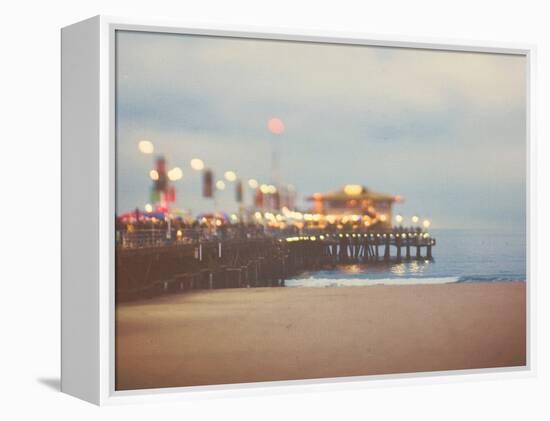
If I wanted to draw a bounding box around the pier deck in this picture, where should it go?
[116,230,436,301]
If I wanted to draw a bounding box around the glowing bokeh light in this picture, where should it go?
[248,179,259,189]
[149,170,159,181]
[224,171,237,182]
[190,158,204,171]
[138,140,154,154]
[344,184,363,196]
[167,167,183,181]
[412,215,419,224]
[144,203,153,213]
[216,180,226,190]
[267,117,285,135]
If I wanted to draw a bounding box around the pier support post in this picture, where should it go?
[384,241,390,260]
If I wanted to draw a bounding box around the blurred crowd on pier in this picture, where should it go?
[116,211,430,249]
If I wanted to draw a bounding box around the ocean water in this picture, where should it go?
[286,229,527,287]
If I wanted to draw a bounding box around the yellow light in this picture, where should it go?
[224,171,237,182]
[423,219,431,228]
[190,158,204,171]
[379,214,387,222]
[344,184,363,195]
[167,167,183,181]
[267,185,277,194]
[310,236,316,241]
[292,211,303,220]
[144,203,153,213]
[254,212,263,220]
[216,180,226,190]
[412,215,419,224]
[215,219,222,226]
[395,214,403,224]
[351,215,360,222]
[138,140,154,154]
[248,179,259,189]
[149,170,159,181]
[176,229,183,237]
[260,184,270,194]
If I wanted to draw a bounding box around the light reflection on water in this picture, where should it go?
[329,260,433,277]
[391,263,406,275]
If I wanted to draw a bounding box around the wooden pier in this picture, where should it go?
[116,232,436,301]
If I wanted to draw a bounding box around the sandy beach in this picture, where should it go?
[115,282,526,390]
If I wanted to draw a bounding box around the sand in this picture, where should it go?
[115,282,526,390]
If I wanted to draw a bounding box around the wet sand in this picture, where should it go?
[115,282,526,390]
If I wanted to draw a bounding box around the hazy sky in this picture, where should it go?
[116,30,526,230]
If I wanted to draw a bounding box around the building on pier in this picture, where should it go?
[306,185,401,230]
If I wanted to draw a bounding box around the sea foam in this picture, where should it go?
[285,276,461,288]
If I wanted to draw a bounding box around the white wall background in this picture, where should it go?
[1,0,548,419]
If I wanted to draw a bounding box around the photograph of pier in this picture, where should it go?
[114,31,527,390]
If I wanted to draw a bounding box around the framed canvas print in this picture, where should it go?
[61,16,534,405]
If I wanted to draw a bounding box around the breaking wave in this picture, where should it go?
[285,276,460,288]
[285,275,525,288]
[456,275,525,283]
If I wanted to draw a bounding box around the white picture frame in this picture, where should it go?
[61,15,536,405]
